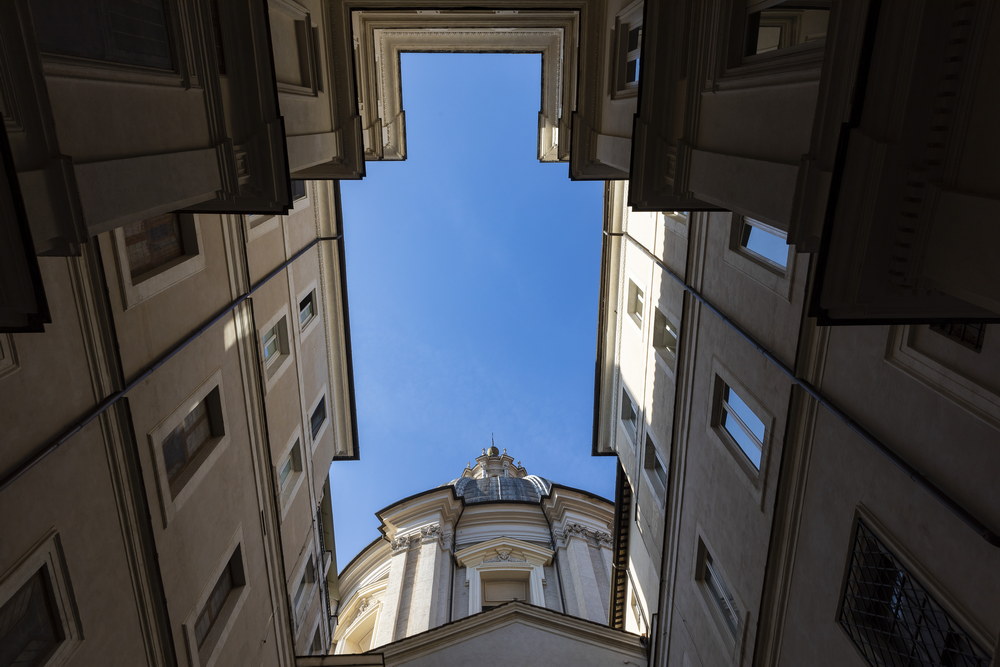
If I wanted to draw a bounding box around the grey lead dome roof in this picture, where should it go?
[449,474,552,504]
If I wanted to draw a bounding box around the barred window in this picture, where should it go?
[839,520,991,667]
[929,323,986,353]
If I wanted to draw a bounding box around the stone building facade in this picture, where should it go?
[333,448,616,654]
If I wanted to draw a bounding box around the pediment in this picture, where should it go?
[454,536,553,567]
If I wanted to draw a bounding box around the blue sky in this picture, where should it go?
[331,53,616,565]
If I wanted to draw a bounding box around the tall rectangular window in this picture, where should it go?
[291,180,307,202]
[627,280,645,328]
[299,290,317,329]
[195,546,245,647]
[612,1,644,97]
[0,568,63,665]
[162,387,223,494]
[839,520,990,667]
[278,439,302,496]
[310,396,327,440]
[699,548,741,638]
[260,316,290,376]
[738,217,788,271]
[718,382,766,470]
[620,388,638,443]
[643,435,667,499]
[653,308,679,359]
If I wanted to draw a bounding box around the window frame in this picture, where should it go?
[290,551,318,630]
[610,0,644,98]
[276,429,306,518]
[110,213,205,309]
[619,386,640,446]
[259,310,294,392]
[307,390,330,451]
[652,307,680,370]
[148,370,230,526]
[723,214,796,300]
[710,370,774,494]
[297,282,320,338]
[642,433,668,505]
[734,216,789,273]
[695,538,746,655]
[184,534,249,667]
[0,531,82,667]
[626,278,645,330]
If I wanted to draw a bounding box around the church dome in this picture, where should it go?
[446,445,552,504]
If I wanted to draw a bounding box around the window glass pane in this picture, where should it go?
[124,213,185,280]
[653,309,678,356]
[262,327,279,363]
[620,389,637,441]
[0,569,62,666]
[724,387,765,442]
[299,293,316,327]
[195,549,242,647]
[291,180,307,201]
[704,559,740,636]
[740,219,788,268]
[31,0,174,70]
[311,397,327,439]
[721,385,765,469]
[164,397,213,486]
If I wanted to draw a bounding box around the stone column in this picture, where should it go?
[404,523,449,634]
[372,533,415,647]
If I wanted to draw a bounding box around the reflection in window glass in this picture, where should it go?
[740,218,788,270]
[720,384,765,469]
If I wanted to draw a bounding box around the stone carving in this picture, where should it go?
[483,547,526,564]
[557,523,613,547]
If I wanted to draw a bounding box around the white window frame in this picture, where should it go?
[695,538,746,655]
[259,310,293,392]
[110,213,206,309]
[297,282,320,338]
[0,531,82,666]
[611,0,644,98]
[712,374,770,480]
[276,429,306,519]
[642,432,668,506]
[723,214,796,300]
[148,369,230,526]
[619,386,640,446]
[627,279,645,329]
[734,216,789,273]
[183,530,249,667]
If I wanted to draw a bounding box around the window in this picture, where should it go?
[259,315,291,381]
[620,388,638,443]
[162,387,224,495]
[929,322,986,353]
[31,0,174,70]
[737,217,788,271]
[123,213,186,281]
[627,280,645,328]
[310,627,324,655]
[717,381,767,470]
[481,575,529,611]
[839,520,990,667]
[112,213,204,308]
[195,546,246,651]
[699,547,741,639]
[643,435,667,500]
[278,439,302,496]
[291,180,308,202]
[612,0,643,97]
[293,557,316,621]
[0,568,62,665]
[653,308,679,359]
[744,2,830,57]
[310,396,327,441]
[299,290,317,330]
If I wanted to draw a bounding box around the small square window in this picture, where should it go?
[299,290,317,330]
[112,213,205,308]
[716,380,767,470]
[643,435,667,499]
[699,548,741,639]
[162,387,225,496]
[627,280,645,328]
[738,217,788,271]
[653,309,679,359]
[620,387,638,443]
[310,396,327,441]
